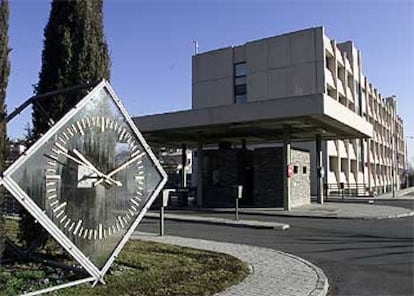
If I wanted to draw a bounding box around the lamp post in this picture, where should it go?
[405,136,414,188]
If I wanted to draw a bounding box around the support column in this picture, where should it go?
[283,132,291,211]
[181,144,187,188]
[196,143,203,207]
[316,134,324,204]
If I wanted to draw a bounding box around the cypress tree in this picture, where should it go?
[0,0,10,263]
[21,0,110,249]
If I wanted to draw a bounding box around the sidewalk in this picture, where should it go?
[132,232,329,296]
[145,212,289,230]
[231,202,414,219]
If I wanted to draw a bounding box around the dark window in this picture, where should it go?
[235,84,247,95]
[234,62,246,104]
[294,166,298,174]
[303,166,307,174]
[235,63,246,77]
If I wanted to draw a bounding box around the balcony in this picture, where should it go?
[337,79,346,97]
[327,171,338,184]
[347,86,354,103]
[325,69,336,90]
[338,140,347,156]
[328,141,338,156]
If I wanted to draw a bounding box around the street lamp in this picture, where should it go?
[405,136,414,188]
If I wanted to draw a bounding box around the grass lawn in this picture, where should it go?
[1,219,249,295]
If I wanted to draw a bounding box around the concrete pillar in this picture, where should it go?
[196,143,203,207]
[283,132,291,211]
[316,134,324,204]
[181,144,187,188]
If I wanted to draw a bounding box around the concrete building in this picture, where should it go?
[134,26,403,209]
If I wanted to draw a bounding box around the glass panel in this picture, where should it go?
[234,63,246,77]
[235,76,246,86]
[235,84,247,96]
[10,86,162,269]
[235,94,247,104]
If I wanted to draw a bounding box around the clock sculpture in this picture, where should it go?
[2,80,167,291]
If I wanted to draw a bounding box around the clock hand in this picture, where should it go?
[55,149,117,186]
[94,152,145,187]
[72,149,122,187]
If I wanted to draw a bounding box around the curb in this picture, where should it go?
[133,232,329,296]
[145,212,290,230]
[237,210,414,220]
[278,251,329,296]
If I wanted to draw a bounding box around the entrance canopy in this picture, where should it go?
[133,94,372,147]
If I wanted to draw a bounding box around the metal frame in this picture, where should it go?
[2,80,168,293]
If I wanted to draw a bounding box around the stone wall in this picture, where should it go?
[201,147,310,208]
[291,149,311,207]
[202,148,252,207]
[253,148,284,207]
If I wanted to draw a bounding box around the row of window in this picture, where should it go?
[234,62,247,104]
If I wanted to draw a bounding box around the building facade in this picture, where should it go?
[192,26,405,196]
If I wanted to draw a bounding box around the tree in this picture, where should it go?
[0,0,10,264]
[21,0,111,249]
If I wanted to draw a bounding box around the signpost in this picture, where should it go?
[234,185,243,221]
[2,80,167,294]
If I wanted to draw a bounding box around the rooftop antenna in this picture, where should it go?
[193,40,199,55]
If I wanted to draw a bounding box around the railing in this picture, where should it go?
[324,183,370,199]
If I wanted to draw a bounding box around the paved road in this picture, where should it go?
[137,199,414,296]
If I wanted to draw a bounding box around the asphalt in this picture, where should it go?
[146,196,414,230]
[140,190,414,296]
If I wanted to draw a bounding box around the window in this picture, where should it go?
[294,166,298,174]
[234,62,247,104]
[303,166,307,174]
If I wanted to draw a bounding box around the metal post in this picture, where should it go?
[181,144,187,188]
[160,189,175,237]
[160,206,164,237]
[283,132,291,211]
[316,134,324,204]
[196,143,203,207]
[235,185,242,221]
[235,196,239,221]
[406,139,409,188]
[392,100,396,198]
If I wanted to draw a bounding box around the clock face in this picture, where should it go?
[4,83,166,270]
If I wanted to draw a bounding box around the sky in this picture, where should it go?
[5,0,414,159]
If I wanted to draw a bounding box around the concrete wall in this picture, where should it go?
[192,27,325,109]
[247,27,325,102]
[192,47,234,109]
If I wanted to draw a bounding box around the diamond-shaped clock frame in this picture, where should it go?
[2,80,167,282]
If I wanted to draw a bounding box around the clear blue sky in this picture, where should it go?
[6,1,414,159]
